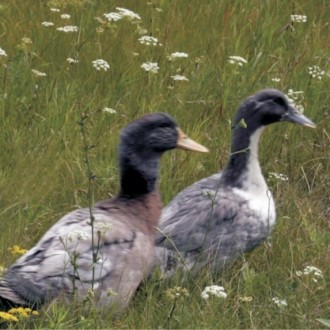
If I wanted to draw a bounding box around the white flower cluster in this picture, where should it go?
[104,7,141,22]
[60,14,71,19]
[57,25,79,33]
[31,69,47,77]
[201,285,227,300]
[269,172,289,182]
[291,15,307,23]
[103,107,117,114]
[286,89,304,113]
[308,65,325,80]
[92,59,110,71]
[94,222,113,234]
[171,75,189,81]
[141,62,159,73]
[65,230,89,243]
[138,36,159,46]
[228,55,248,67]
[272,297,288,308]
[67,58,79,64]
[296,265,323,283]
[0,47,7,57]
[167,52,189,61]
[271,77,281,83]
[50,8,60,12]
[41,21,54,27]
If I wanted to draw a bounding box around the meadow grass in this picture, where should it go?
[0,0,329,328]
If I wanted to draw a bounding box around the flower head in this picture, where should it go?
[103,107,117,114]
[167,52,189,61]
[138,35,160,46]
[141,62,159,73]
[50,7,60,12]
[272,297,288,308]
[165,286,189,301]
[201,285,227,300]
[56,25,79,32]
[291,15,307,23]
[0,311,18,322]
[103,12,123,22]
[0,47,7,57]
[32,69,47,77]
[60,14,71,19]
[296,265,323,282]
[286,89,304,113]
[8,245,28,256]
[64,230,89,243]
[228,56,247,67]
[116,7,141,21]
[271,77,281,83]
[67,57,79,64]
[171,75,189,81]
[92,59,110,71]
[269,172,289,182]
[308,65,325,80]
[41,21,55,27]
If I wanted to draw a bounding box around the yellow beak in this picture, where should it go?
[176,128,209,153]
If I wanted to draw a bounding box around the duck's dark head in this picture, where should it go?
[232,89,316,132]
[119,112,208,197]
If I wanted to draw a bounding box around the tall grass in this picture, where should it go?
[0,0,329,328]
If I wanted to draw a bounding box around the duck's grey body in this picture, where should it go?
[155,89,315,276]
[0,194,160,309]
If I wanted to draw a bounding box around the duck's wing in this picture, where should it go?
[156,176,270,273]
[0,207,152,309]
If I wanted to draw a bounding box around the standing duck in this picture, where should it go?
[155,89,316,276]
[0,112,208,310]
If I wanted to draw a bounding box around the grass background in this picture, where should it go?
[0,0,329,328]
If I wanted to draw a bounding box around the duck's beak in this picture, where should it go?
[176,128,209,153]
[282,105,316,128]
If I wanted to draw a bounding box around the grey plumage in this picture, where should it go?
[155,89,316,276]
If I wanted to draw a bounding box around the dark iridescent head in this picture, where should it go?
[119,112,208,197]
[232,89,316,132]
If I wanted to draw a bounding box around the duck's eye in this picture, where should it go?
[273,97,286,107]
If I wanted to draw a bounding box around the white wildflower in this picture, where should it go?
[60,14,71,19]
[65,230,89,242]
[31,69,47,77]
[228,55,248,67]
[141,62,159,73]
[50,8,60,12]
[56,26,79,33]
[269,172,289,182]
[103,12,123,22]
[103,107,117,114]
[41,21,54,27]
[286,89,304,113]
[171,74,189,81]
[272,297,288,308]
[308,65,325,80]
[167,52,189,61]
[291,15,307,23]
[138,35,159,46]
[92,59,110,71]
[296,265,323,278]
[116,7,141,21]
[67,57,79,64]
[94,222,113,234]
[271,77,281,82]
[0,47,7,57]
[201,285,227,300]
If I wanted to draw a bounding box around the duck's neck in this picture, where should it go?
[119,152,160,199]
[221,126,266,191]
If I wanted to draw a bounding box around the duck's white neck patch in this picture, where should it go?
[233,126,276,229]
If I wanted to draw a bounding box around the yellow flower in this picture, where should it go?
[0,311,18,322]
[8,245,28,257]
[8,307,32,318]
[165,286,190,301]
